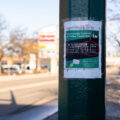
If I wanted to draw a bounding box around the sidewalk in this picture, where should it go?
[0,100,58,120]
[44,112,58,120]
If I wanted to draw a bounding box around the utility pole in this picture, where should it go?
[59,0,106,120]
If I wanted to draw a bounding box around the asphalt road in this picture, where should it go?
[1,66,120,120]
[0,73,58,117]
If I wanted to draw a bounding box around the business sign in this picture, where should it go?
[39,35,55,42]
[38,26,57,58]
[64,21,102,78]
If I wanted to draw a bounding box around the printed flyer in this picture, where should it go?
[64,21,102,78]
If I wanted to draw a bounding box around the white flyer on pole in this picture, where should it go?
[64,21,102,79]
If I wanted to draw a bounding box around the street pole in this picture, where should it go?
[59,0,106,120]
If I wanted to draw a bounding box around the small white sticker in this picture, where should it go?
[73,59,80,64]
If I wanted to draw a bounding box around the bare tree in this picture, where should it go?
[0,15,7,53]
[107,19,120,56]
[107,0,120,56]
[7,28,38,57]
[0,15,7,74]
[0,15,6,35]
[7,27,39,72]
[107,27,120,56]
[7,27,26,57]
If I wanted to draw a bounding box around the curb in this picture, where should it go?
[43,112,58,120]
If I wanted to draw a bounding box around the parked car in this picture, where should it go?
[2,67,22,74]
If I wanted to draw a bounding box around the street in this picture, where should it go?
[0,67,120,120]
[0,73,58,119]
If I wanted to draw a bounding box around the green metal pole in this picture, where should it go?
[59,0,106,120]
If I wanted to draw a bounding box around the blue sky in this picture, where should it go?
[0,0,59,33]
